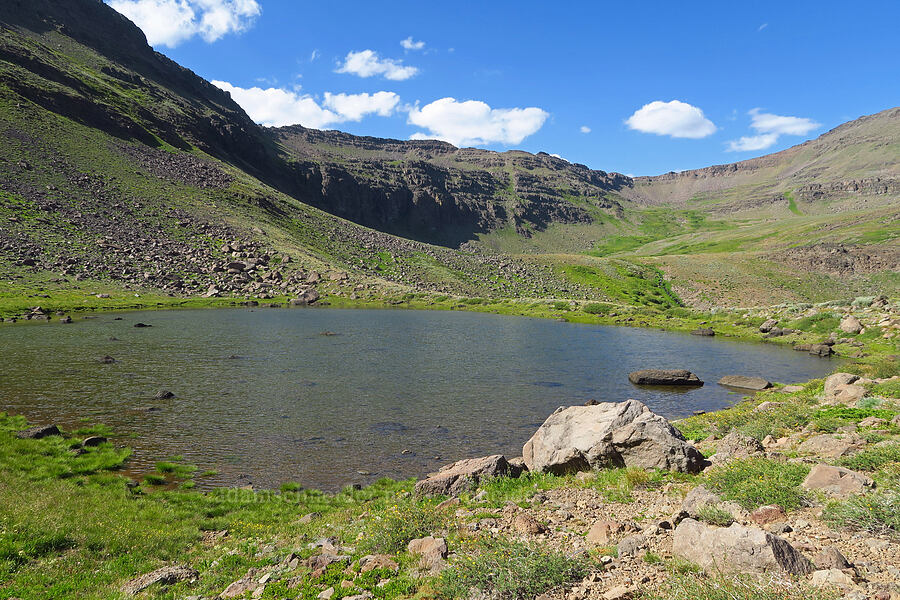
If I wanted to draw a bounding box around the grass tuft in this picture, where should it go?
[438,537,590,600]
[704,459,810,511]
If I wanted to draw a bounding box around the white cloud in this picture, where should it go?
[727,108,820,151]
[336,50,418,81]
[407,97,549,146]
[400,37,425,51]
[748,108,820,136]
[106,0,260,48]
[625,100,716,139]
[310,49,320,62]
[758,23,768,31]
[727,133,779,152]
[212,81,400,128]
[580,125,591,134]
[322,92,400,121]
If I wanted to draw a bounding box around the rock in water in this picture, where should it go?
[672,519,813,575]
[628,369,703,386]
[808,344,834,357]
[415,455,513,496]
[717,375,772,390]
[522,399,705,474]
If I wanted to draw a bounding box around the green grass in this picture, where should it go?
[472,472,569,507]
[786,190,802,216]
[696,504,735,527]
[704,458,810,511]
[438,537,590,600]
[675,381,823,441]
[358,496,445,554]
[559,261,682,308]
[824,487,900,537]
[645,573,835,600]
[785,312,840,334]
[836,443,900,472]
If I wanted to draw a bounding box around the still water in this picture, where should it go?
[0,308,836,490]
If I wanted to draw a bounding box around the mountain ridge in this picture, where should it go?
[0,0,897,311]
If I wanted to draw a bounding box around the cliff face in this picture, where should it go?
[274,126,629,245]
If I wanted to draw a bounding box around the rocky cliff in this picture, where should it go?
[273,126,629,246]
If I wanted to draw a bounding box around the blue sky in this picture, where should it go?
[106,0,900,176]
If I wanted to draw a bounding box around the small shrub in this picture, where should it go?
[583,302,612,315]
[857,396,883,410]
[871,380,900,399]
[551,301,570,311]
[697,504,735,527]
[360,498,442,553]
[824,488,900,536]
[643,552,663,564]
[851,296,875,307]
[144,474,166,486]
[837,443,900,472]
[704,459,810,511]
[439,537,590,600]
[280,482,302,492]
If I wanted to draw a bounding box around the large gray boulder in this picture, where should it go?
[415,455,513,496]
[672,519,813,575]
[628,369,703,386]
[522,399,705,474]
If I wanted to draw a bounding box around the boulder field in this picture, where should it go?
[410,379,900,599]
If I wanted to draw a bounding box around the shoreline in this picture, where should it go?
[0,295,897,599]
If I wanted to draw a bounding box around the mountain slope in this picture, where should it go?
[621,107,900,212]
[0,0,896,312]
[0,0,661,309]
